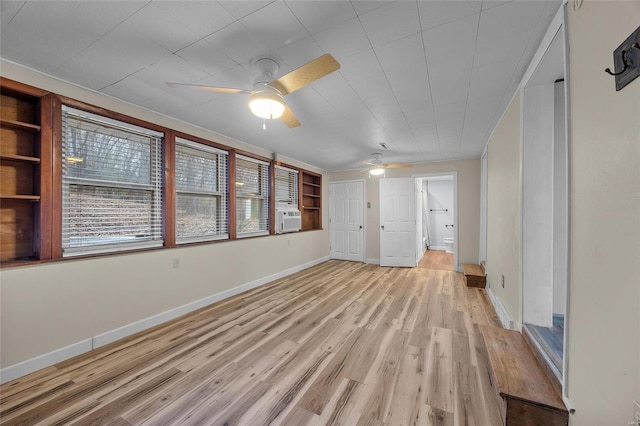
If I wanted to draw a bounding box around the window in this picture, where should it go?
[61,106,163,256]
[175,137,228,243]
[235,155,270,237]
[275,165,299,206]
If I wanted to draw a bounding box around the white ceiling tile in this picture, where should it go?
[205,21,268,65]
[310,72,359,104]
[418,1,481,30]
[0,1,25,29]
[175,39,238,76]
[239,2,309,52]
[1,1,146,70]
[115,3,203,53]
[56,39,130,90]
[218,1,272,19]
[474,31,531,68]
[351,1,394,16]
[435,101,466,125]
[429,67,472,106]
[272,36,324,71]
[0,0,561,171]
[154,1,236,39]
[313,18,371,60]
[422,13,479,74]
[477,0,546,42]
[130,55,210,95]
[482,1,512,10]
[285,1,357,35]
[359,1,421,47]
[401,102,436,128]
[468,60,515,100]
[375,34,431,104]
[96,25,172,76]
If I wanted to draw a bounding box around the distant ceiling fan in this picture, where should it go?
[166,54,340,128]
[364,153,413,176]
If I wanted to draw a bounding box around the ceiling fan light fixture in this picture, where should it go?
[249,88,285,119]
[369,167,385,176]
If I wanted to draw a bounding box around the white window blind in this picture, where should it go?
[236,155,270,237]
[175,137,228,243]
[61,106,164,256]
[275,165,299,205]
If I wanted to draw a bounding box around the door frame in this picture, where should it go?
[518,5,571,407]
[413,172,459,272]
[329,179,366,262]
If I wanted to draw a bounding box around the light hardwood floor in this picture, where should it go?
[417,250,454,271]
[0,260,503,425]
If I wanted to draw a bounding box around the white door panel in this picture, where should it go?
[330,181,365,262]
[380,178,416,267]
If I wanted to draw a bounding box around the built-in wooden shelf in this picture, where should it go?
[1,194,41,201]
[303,206,320,210]
[0,118,41,132]
[304,182,320,188]
[303,194,320,198]
[0,153,41,163]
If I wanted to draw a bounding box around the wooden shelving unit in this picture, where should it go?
[0,85,47,263]
[300,171,322,230]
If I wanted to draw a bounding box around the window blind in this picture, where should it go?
[61,106,163,256]
[236,155,270,237]
[175,137,228,243]
[275,165,299,205]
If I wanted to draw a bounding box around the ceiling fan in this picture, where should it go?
[364,153,413,176]
[166,54,340,128]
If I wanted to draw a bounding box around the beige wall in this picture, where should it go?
[0,62,330,368]
[565,2,639,423]
[486,92,522,328]
[330,158,481,266]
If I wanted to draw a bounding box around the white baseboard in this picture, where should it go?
[366,258,380,265]
[0,255,330,384]
[429,245,447,251]
[0,339,92,384]
[486,287,514,329]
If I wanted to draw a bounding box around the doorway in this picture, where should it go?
[520,21,569,388]
[415,173,458,272]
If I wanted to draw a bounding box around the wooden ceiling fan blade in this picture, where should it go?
[269,54,340,96]
[279,104,301,128]
[166,82,251,94]
[383,163,413,169]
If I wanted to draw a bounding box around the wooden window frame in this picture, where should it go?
[0,78,323,267]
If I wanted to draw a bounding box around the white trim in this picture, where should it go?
[0,339,92,384]
[428,245,447,251]
[0,255,330,384]
[487,287,515,330]
[366,258,380,265]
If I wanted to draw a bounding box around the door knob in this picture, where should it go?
[381,225,385,230]
[359,225,363,229]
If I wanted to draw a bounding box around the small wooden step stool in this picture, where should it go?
[479,325,569,425]
[463,263,486,288]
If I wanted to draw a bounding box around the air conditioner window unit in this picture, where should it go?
[276,203,301,233]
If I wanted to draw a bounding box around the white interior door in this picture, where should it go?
[380,178,416,267]
[330,181,364,262]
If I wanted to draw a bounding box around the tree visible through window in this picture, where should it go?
[61,106,163,256]
[175,138,228,243]
[236,155,270,236]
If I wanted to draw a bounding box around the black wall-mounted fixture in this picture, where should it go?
[604,26,640,91]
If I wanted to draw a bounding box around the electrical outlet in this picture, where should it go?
[287,239,291,247]
[173,258,180,269]
[501,274,505,288]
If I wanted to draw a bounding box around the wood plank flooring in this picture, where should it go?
[0,260,504,425]
[417,250,454,271]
